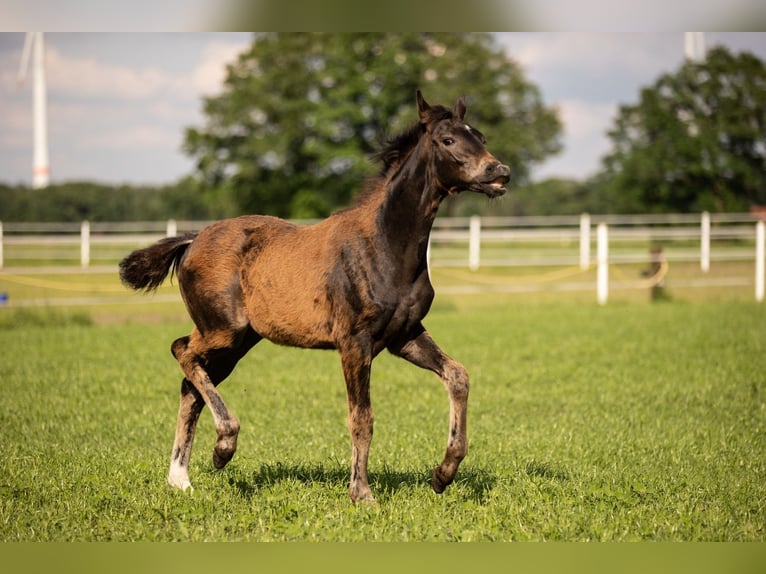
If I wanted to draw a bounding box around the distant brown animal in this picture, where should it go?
[119,91,510,503]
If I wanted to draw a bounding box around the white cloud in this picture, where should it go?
[533,99,617,180]
[503,33,683,98]
[191,40,248,96]
[557,99,616,139]
[498,33,687,181]
[34,39,247,102]
[45,46,179,100]
[510,34,659,74]
[1,34,250,184]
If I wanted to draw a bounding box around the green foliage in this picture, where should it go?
[597,46,766,213]
[0,302,763,541]
[476,177,597,216]
[184,33,562,218]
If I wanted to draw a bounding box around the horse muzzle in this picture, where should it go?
[474,162,511,197]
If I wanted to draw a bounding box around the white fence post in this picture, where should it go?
[468,215,481,271]
[580,213,590,270]
[756,220,765,302]
[0,221,4,269]
[80,220,90,268]
[701,211,710,272]
[166,219,177,238]
[597,222,608,305]
[426,234,432,276]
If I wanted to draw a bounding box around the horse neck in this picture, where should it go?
[376,140,445,266]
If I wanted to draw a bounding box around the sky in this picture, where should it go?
[1,32,765,187]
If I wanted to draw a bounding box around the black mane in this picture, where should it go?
[371,103,454,175]
[347,104,455,209]
[371,122,424,176]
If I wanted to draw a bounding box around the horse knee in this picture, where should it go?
[349,409,374,440]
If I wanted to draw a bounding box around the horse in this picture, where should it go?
[119,90,510,503]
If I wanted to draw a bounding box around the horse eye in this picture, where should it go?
[442,137,455,146]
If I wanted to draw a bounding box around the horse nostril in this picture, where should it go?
[485,162,510,179]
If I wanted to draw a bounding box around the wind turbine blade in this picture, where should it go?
[17,32,35,88]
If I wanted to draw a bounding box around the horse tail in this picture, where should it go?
[119,233,196,293]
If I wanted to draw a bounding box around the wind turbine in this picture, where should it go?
[17,32,50,189]
[684,32,706,62]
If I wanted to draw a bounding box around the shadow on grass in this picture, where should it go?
[524,459,570,481]
[230,461,496,504]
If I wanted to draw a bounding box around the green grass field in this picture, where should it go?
[0,297,764,541]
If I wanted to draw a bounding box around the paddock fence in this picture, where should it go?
[0,212,764,306]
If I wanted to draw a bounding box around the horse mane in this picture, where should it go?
[370,122,425,176]
[371,103,454,176]
[350,103,455,208]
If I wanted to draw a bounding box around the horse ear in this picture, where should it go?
[453,96,466,120]
[416,90,431,123]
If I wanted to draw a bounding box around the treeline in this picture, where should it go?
[457,177,607,218]
[0,175,755,224]
[0,179,228,222]
[0,176,611,223]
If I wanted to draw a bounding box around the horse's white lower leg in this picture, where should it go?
[168,458,194,492]
[167,378,203,492]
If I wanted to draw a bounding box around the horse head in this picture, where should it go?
[416,90,510,198]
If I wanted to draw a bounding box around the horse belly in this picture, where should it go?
[249,304,335,349]
[243,255,335,350]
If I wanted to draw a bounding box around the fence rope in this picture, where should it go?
[610,260,669,289]
[434,259,669,289]
[1,259,670,296]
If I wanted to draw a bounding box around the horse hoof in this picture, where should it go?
[180,481,194,493]
[168,477,194,493]
[213,448,234,469]
[349,483,377,505]
[431,467,451,494]
[351,493,378,506]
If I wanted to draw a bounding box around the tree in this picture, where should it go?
[184,33,562,218]
[598,46,766,213]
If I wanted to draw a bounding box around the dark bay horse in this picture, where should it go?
[119,91,510,503]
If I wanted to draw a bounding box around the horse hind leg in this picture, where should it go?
[168,374,204,491]
[167,329,260,491]
[166,336,204,491]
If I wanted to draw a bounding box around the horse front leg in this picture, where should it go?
[339,343,376,504]
[389,327,469,494]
